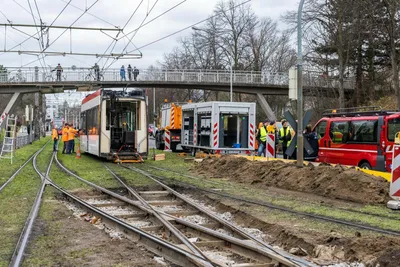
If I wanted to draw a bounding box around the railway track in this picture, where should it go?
[9,142,52,267]
[53,154,314,266]
[133,165,400,236]
[0,140,49,193]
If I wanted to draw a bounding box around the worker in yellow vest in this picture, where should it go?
[279,119,293,159]
[62,123,69,154]
[256,119,269,156]
[52,125,59,152]
[67,124,77,154]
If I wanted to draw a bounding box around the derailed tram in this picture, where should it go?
[80,88,148,162]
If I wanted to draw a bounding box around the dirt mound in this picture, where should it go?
[195,156,390,204]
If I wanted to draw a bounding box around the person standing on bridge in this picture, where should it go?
[52,125,59,152]
[53,63,63,82]
[133,66,139,81]
[120,65,126,81]
[93,63,100,81]
[127,64,133,81]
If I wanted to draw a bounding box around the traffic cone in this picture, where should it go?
[76,144,81,158]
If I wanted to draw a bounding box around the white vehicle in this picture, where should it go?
[80,88,148,161]
[181,101,256,155]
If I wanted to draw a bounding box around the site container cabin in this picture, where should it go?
[181,101,256,154]
[80,88,148,160]
[313,107,400,172]
[155,102,183,152]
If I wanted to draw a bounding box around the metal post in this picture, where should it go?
[230,65,233,102]
[153,88,156,126]
[297,0,306,167]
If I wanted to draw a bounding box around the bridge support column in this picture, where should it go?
[256,93,276,121]
[0,93,21,127]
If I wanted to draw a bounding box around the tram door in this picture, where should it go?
[110,101,138,151]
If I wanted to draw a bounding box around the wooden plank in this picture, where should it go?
[139,191,170,196]
[231,263,272,267]
[140,225,164,232]
[193,240,225,247]
[91,202,125,207]
[147,200,183,206]
[114,213,147,219]
[164,210,200,217]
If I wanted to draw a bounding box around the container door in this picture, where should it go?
[240,116,249,148]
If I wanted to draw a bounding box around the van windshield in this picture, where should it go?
[388,118,400,141]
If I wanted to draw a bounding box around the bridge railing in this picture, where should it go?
[0,67,355,89]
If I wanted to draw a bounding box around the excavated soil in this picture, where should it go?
[184,189,400,267]
[195,156,390,204]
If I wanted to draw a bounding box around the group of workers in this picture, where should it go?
[51,123,78,153]
[256,119,319,160]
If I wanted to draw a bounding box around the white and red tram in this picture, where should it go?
[80,88,148,161]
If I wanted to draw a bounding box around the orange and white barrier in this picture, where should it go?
[164,129,171,151]
[266,134,275,158]
[388,144,400,209]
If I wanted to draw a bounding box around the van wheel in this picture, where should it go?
[360,162,372,170]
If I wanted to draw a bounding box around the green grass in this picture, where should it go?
[55,143,120,190]
[0,162,41,266]
[21,188,96,266]
[0,137,49,186]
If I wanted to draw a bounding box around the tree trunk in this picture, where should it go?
[337,4,345,109]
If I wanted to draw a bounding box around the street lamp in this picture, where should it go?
[297,0,306,167]
[229,64,233,102]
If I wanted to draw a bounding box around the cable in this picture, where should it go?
[49,0,72,27]
[42,0,99,53]
[60,0,119,28]
[118,0,187,41]
[27,0,46,69]
[103,0,160,71]
[12,0,39,21]
[127,0,252,54]
[99,0,146,69]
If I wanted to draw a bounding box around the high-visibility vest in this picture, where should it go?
[68,128,77,141]
[332,131,343,143]
[279,127,292,145]
[259,127,267,142]
[52,129,58,140]
[62,127,69,142]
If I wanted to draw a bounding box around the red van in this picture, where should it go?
[313,107,400,172]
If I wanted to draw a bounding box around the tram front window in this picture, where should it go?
[108,101,139,149]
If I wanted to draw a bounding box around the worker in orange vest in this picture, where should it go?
[52,125,59,152]
[62,123,69,154]
[67,124,77,154]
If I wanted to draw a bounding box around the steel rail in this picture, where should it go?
[138,166,400,237]
[0,140,50,193]
[9,144,52,267]
[52,155,220,266]
[142,165,400,221]
[55,155,311,266]
[120,164,311,267]
[103,164,216,266]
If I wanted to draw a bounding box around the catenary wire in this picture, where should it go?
[99,0,146,69]
[103,0,159,71]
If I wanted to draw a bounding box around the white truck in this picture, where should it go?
[180,101,256,155]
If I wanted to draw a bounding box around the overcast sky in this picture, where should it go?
[0,0,298,71]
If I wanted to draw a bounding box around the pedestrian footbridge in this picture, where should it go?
[0,67,354,95]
